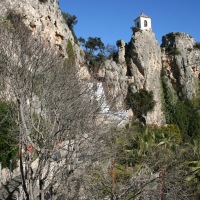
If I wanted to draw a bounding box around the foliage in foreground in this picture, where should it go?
[0,12,108,200]
[85,123,200,199]
[0,100,18,168]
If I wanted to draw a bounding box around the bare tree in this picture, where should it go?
[0,12,111,200]
[81,124,199,200]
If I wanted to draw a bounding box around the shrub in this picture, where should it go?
[0,100,18,168]
[165,46,181,56]
[131,26,141,33]
[114,164,132,182]
[161,75,200,137]
[66,40,75,62]
[194,42,200,49]
[174,49,181,55]
[165,32,181,39]
[165,32,174,39]
[174,32,181,36]
[126,88,156,119]
[152,124,182,144]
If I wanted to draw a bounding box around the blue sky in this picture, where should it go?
[59,0,200,46]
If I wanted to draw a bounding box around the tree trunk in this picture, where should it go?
[19,144,29,200]
[39,176,44,200]
[111,159,115,200]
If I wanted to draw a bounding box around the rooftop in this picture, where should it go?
[134,12,151,21]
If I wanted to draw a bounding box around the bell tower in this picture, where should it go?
[134,12,152,30]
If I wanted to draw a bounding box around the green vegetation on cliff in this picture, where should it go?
[161,74,200,137]
[0,100,18,168]
[126,84,156,121]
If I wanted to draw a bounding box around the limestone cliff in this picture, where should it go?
[0,0,89,79]
[0,0,72,51]
[99,30,200,125]
[1,0,200,126]
[128,29,165,124]
[99,29,165,125]
[161,32,200,100]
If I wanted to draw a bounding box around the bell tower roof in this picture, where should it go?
[134,12,151,21]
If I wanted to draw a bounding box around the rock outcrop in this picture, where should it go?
[1,0,200,125]
[100,29,165,125]
[99,59,127,111]
[161,32,200,100]
[99,31,200,125]
[128,29,165,124]
[0,0,88,79]
[0,0,72,51]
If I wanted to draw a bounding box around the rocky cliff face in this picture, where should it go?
[99,30,165,124]
[1,0,200,125]
[0,0,71,51]
[128,29,165,124]
[161,32,200,100]
[0,0,89,79]
[100,31,200,125]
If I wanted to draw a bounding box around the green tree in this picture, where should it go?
[85,37,105,54]
[62,12,77,30]
[78,36,106,72]
[126,88,156,120]
[78,36,85,46]
[62,12,78,40]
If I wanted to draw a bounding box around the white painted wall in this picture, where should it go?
[135,17,151,30]
[134,18,140,29]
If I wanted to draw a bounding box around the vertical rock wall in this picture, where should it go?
[1,0,200,126]
[0,0,88,79]
[161,32,200,100]
[128,29,165,124]
[100,31,200,125]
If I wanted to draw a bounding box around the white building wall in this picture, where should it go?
[135,17,151,30]
[140,17,151,30]
[134,18,141,29]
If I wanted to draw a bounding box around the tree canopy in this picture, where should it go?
[62,12,77,30]
[126,87,156,119]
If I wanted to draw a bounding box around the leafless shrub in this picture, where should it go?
[0,12,117,200]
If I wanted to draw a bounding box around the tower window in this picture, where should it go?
[137,22,140,28]
[144,20,147,27]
